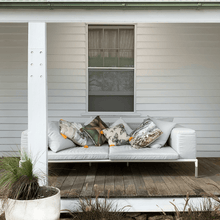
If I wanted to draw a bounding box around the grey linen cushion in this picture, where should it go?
[109,145,179,160]
[48,121,75,153]
[20,122,76,154]
[149,117,176,149]
[110,117,133,135]
[48,144,109,160]
[127,116,173,131]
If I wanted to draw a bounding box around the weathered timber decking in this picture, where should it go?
[48,158,220,199]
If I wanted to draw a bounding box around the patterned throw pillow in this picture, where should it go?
[81,116,108,146]
[110,117,133,135]
[102,124,130,146]
[59,119,89,147]
[129,118,163,149]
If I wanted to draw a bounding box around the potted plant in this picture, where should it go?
[0,154,60,220]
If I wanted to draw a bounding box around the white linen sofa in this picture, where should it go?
[20,123,198,177]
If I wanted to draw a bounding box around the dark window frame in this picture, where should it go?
[88,25,135,112]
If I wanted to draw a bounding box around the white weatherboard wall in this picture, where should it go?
[47,23,86,122]
[136,23,220,157]
[0,23,220,157]
[0,23,86,156]
[0,23,28,156]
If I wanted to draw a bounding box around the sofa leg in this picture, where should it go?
[195,159,198,178]
[89,162,91,167]
[127,162,129,167]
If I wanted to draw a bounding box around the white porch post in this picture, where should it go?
[28,22,48,186]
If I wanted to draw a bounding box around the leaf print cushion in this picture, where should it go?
[59,119,89,147]
[129,118,163,149]
[102,124,130,146]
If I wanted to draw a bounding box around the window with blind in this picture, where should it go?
[88,25,134,112]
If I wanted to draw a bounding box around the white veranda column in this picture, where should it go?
[28,22,48,186]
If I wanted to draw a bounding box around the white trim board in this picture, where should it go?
[2,0,220,2]
[1,9,220,23]
[1,197,219,214]
[0,197,220,214]
[49,159,197,163]
[61,197,220,212]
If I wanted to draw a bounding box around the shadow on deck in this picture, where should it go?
[48,158,220,199]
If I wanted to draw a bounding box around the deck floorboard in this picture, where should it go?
[150,163,171,196]
[68,163,88,198]
[93,163,106,197]
[60,164,78,197]
[122,165,137,196]
[104,164,115,197]
[48,158,220,198]
[114,163,125,197]
[139,163,159,196]
[130,163,148,197]
[80,163,98,197]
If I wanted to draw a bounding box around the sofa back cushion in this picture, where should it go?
[110,117,133,135]
[127,117,173,131]
[48,121,76,152]
[149,118,176,149]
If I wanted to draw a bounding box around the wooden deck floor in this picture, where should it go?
[48,158,220,198]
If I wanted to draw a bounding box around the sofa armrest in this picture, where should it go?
[168,126,197,159]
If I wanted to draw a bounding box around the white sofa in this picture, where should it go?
[21,123,198,177]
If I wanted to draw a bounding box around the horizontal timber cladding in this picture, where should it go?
[0,23,28,154]
[136,23,220,157]
[47,23,87,121]
[0,22,220,157]
[0,23,89,155]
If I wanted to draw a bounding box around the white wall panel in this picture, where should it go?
[46,23,87,123]
[136,23,220,157]
[1,22,220,158]
[0,23,28,155]
[0,23,87,154]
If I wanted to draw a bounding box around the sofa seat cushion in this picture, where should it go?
[109,145,179,160]
[48,144,109,160]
